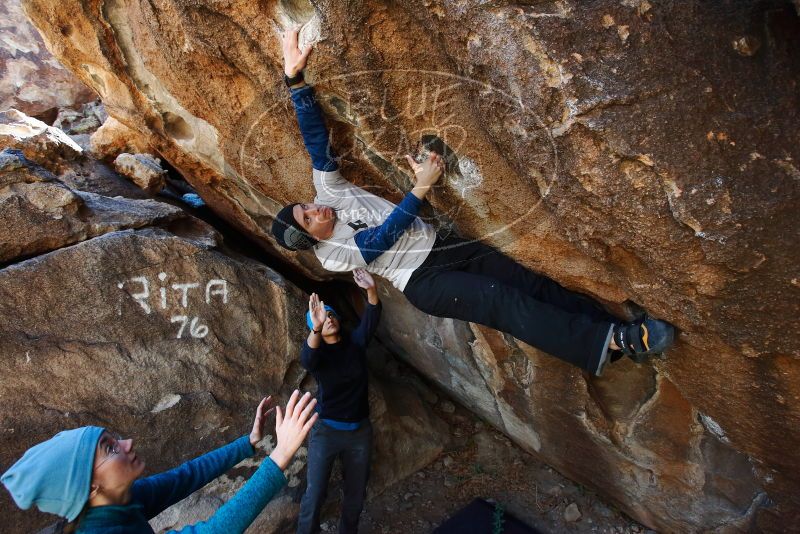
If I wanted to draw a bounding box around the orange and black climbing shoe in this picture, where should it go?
[613,316,675,364]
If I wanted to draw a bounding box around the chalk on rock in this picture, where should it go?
[114,153,167,194]
[564,502,581,522]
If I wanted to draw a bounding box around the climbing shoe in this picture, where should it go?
[613,316,675,363]
[593,326,625,377]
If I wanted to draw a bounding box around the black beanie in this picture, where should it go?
[271,203,318,251]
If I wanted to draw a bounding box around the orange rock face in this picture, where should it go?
[19,0,800,530]
[89,116,154,160]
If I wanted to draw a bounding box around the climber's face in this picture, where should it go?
[294,203,336,240]
[89,432,146,503]
[321,310,340,337]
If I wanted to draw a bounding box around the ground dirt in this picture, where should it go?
[324,400,652,534]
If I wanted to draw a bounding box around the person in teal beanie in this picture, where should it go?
[2,390,318,533]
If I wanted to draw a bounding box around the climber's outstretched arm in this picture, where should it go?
[354,153,444,264]
[282,27,338,172]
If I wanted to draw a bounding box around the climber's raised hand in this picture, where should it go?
[353,268,379,305]
[282,25,312,77]
[249,395,275,447]
[308,292,328,331]
[269,390,318,470]
[405,151,445,200]
[352,268,375,290]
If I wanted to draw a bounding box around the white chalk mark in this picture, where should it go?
[151,393,182,413]
[699,413,729,443]
[205,279,228,305]
[128,276,151,314]
[452,157,484,198]
[171,315,188,338]
[189,317,209,338]
[172,282,199,308]
[171,315,208,339]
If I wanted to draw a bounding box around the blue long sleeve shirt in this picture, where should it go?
[290,85,338,172]
[76,436,286,533]
[290,85,426,265]
[300,303,382,423]
[353,193,423,264]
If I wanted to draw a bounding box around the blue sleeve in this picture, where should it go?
[353,192,423,264]
[132,436,254,519]
[300,340,322,372]
[290,84,338,172]
[351,302,382,347]
[168,457,287,534]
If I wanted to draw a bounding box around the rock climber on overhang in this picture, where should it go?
[270,27,675,377]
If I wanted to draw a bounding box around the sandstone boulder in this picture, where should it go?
[0,149,185,263]
[90,116,154,161]
[114,152,167,194]
[0,223,297,533]
[0,109,82,173]
[0,159,448,533]
[0,219,448,534]
[18,0,800,530]
[0,0,95,120]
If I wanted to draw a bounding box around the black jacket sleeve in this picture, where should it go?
[350,302,382,348]
[300,340,323,372]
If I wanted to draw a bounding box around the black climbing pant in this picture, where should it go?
[403,236,617,372]
[296,421,372,534]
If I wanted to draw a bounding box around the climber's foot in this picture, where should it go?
[613,315,675,363]
[594,332,623,377]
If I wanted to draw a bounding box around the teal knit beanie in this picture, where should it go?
[1,426,105,521]
[306,305,337,330]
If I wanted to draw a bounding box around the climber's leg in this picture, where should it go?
[403,267,614,373]
[297,424,339,534]
[418,236,617,323]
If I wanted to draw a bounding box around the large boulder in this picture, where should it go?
[0,149,183,263]
[0,168,448,533]
[90,116,154,161]
[114,152,168,194]
[0,0,95,120]
[0,109,83,173]
[18,0,800,530]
